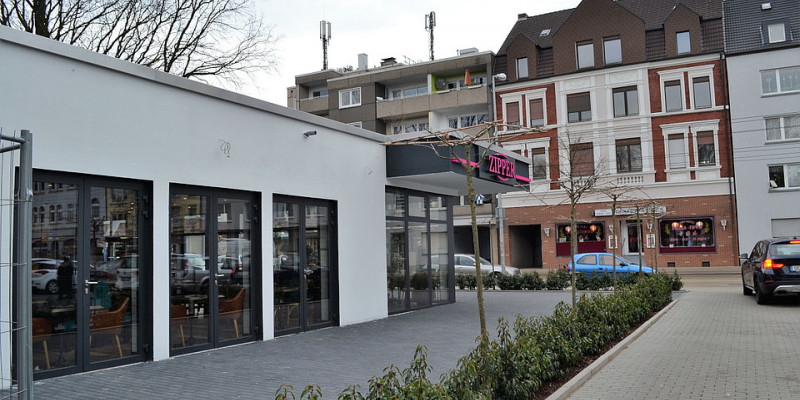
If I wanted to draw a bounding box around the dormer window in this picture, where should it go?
[576,41,594,69]
[676,31,691,54]
[767,22,786,43]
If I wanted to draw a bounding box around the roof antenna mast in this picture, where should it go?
[320,20,331,70]
[425,12,436,61]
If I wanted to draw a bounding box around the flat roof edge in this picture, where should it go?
[0,26,386,143]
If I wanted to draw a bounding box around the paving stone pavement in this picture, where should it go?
[567,275,800,400]
[32,290,574,399]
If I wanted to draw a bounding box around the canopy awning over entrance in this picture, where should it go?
[386,140,531,196]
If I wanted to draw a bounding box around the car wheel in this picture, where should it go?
[742,274,753,296]
[45,280,59,294]
[754,282,771,305]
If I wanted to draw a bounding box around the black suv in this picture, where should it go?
[741,238,800,304]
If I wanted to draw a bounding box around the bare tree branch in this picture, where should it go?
[1,0,281,86]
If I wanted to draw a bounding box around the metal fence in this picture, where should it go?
[0,129,33,400]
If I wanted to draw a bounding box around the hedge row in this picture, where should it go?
[274,273,676,400]
[457,269,683,292]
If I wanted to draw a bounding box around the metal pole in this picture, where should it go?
[15,130,33,399]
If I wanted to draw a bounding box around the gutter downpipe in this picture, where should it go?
[721,52,739,263]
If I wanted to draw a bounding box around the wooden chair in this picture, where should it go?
[32,317,52,370]
[218,288,245,338]
[89,297,129,358]
[170,304,188,347]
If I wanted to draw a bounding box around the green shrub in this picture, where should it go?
[482,272,497,290]
[456,273,477,290]
[575,272,589,290]
[521,272,545,290]
[545,269,570,290]
[496,273,523,290]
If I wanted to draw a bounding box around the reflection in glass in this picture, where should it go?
[431,223,449,304]
[31,182,78,371]
[216,198,251,342]
[274,202,301,331]
[386,221,406,314]
[408,196,426,218]
[305,205,330,327]
[169,194,210,348]
[88,186,139,363]
[408,222,430,309]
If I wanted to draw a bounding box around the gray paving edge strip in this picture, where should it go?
[545,297,679,400]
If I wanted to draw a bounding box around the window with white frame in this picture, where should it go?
[517,57,529,79]
[761,66,800,94]
[577,41,594,69]
[389,84,428,100]
[448,113,489,129]
[613,86,639,117]
[766,22,787,43]
[664,80,683,112]
[765,114,800,141]
[604,37,622,65]
[696,131,716,166]
[615,138,642,173]
[667,134,687,169]
[528,98,545,127]
[504,101,521,127]
[769,163,800,188]
[567,92,592,122]
[339,87,361,108]
[392,120,429,134]
[531,147,548,180]
[692,77,712,109]
[676,31,691,54]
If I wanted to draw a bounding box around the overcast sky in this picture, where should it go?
[240,0,581,105]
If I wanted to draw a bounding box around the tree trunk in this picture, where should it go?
[464,146,488,339]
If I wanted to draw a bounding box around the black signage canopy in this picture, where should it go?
[386,142,531,196]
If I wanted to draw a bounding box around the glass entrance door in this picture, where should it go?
[273,197,336,334]
[31,175,147,378]
[169,188,256,354]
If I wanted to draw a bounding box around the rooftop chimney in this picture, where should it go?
[358,53,368,70]
[518,13,528,21]
[380,57,398,67]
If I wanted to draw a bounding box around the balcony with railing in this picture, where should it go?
[299,95,329,115]
[377,85,488,119]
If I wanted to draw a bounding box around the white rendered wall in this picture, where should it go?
[0,27,388,362]
[727,48,800,254]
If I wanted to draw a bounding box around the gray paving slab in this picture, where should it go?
[32,290,573,399]
[567,275,800,400]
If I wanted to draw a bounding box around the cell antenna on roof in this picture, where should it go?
[320,20,332,70]
[425,12,436,61]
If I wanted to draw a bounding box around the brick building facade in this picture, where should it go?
[494,0,739,270]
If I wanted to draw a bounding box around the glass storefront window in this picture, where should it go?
[555,222,606,257]
[385,192,405,218]
[385,190,452,314]
[660,218,715,249]
[408,196,426,218]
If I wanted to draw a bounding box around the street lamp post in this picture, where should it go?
[491,73,508,267]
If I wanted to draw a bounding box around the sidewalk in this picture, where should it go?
[32,290,574,399]
[560,274,800,399]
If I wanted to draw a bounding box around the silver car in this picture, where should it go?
[454,253,520,276]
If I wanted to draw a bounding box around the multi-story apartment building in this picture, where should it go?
[723,0,800,255]
[288,51,507,262]
[493,0,739,270]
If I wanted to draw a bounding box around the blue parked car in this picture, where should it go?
[566,252,654,276]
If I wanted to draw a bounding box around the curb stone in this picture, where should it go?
[545,298,678,400]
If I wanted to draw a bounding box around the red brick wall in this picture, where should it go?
[504,194,738,270]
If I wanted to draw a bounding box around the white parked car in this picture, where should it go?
[31,258,64,293]
[454,253,520,276]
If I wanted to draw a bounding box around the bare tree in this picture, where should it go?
[1,0,280,86]
[597,184,641,290]
[387,122,532,338]
[555,129,607,308]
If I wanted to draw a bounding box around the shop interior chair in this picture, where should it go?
[89,296,129,358]
[170,304,188,347]
[32,317,53,370]
[218,288,245,338]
